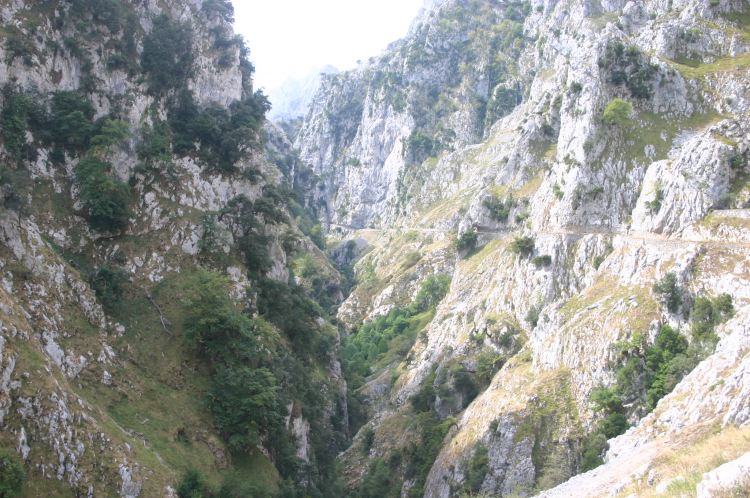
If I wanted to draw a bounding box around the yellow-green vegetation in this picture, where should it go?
[77,270,281,495]
[420,189,475,225]
[667,53,750,79]
[516,174,544,198]
[560,277,658,332]
[607,110,723,169]
[459,239,504,273]
[513,369,581,492]
[343,274,451,400]
[699,211,750,232]
[616,425,750,498]
[588,11,620,30]
[602,98,633,126]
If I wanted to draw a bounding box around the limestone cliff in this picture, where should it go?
[0,1,347,496]
[293,0,750,496]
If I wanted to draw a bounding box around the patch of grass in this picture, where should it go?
[617,425,750,497]
[667,53,750,79]
[459,239,503,274]
[609,111,723,168]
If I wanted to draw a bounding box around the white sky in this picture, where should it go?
[234,0,424,91]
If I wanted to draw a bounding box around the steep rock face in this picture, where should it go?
[317,0,750,496]
[296,0,537,228]
[0,1,346,496]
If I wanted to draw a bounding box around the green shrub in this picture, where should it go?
[476,350,505,385]
[483,194,516,222]
[463,445,489,493]
[4,27,35,66]
[177,468,211,498]
[167,89,269,172]
[602,98,632,126]
[91,265,128,309]
[202,0,235,22]
[455,230,478,253]
[409,274,451,313]
[0,448,25,498]
[358,458,400,498]
[652,272,682,313]
[361,427,375,455]
[404,130,440,165]
[208,365,281,451]
[90,118,129,151]
[645,325,689,408]
[74,157,132,232]
[532,255,552,268]
[141,15,194,95]
[599,40,659,99]
[645,183,664,214]
[50,91,96,151]
[509,235,534,257]
[137,119,173,168]
[401,413,456,497]
[580,432,607,471]
[526,304,541,327]
[0,86,47,164]
[485,85,522,125]
[182,271,286,452]
[691,294,734,340]
[217,472,273,498]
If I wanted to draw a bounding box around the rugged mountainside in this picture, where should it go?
[0,1,349,497]
[292,0,750,497]
[267,65,338,124]
[3,0,750,497]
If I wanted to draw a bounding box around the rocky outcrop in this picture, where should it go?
[315,0,750,495]
[0,1,346,496]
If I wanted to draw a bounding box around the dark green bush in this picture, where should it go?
[361,427,375,455]
[90,118,129,150]
[137,119,173,169]
[208,365,282,451]
[358,458,400,498]
[256,278,322,348]
[410,372,437,413]
[0,448,25,498]
[202,0,235,22]
[91,265,128,309]
[509,235,534,257]
[217,472,273,498]
[141,15,194,95]
[483,194,516,222]
[0,86,50,164]
[404,130,440,165]
[74,157,132,231]
[70,0,130,33]
[532,255,552,268]
[652,272,682,313]
[526,304,541,327]
[409,274,451,313]
[599,40,659,99]
[456,230,478,253]
[50,91,96,151]
[691,294,734,340]
[4,27,35,66]
[167,89,269,172]
[463,445,489,493]
[177,468,211,498]
[182,271,286,453]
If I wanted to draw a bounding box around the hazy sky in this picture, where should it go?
[234,0,424,91]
